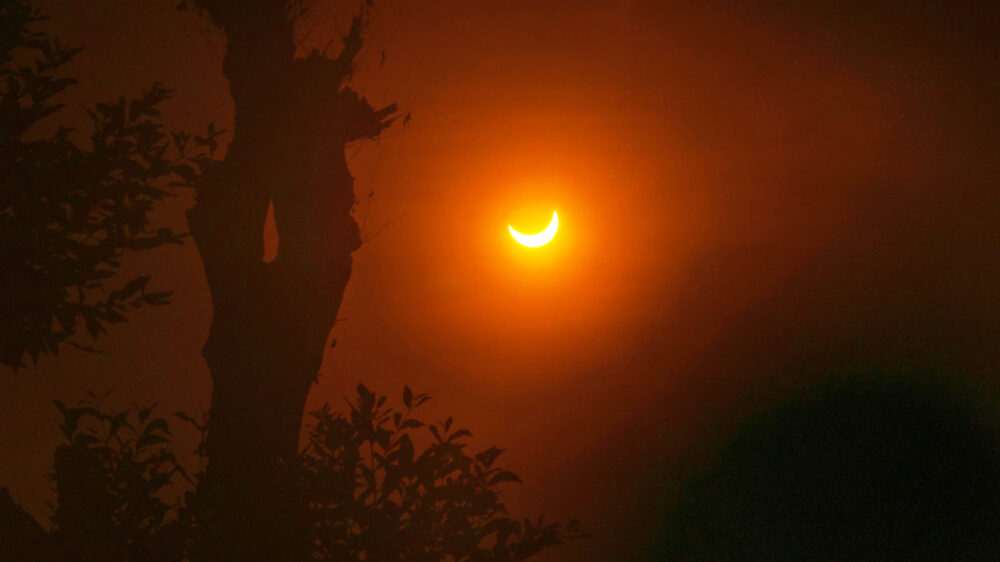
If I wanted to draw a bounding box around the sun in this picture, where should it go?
[509,211,559,247]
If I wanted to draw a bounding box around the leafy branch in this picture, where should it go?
[0,0,224,368]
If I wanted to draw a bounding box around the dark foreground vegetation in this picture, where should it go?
[1,385,584,561]
[0,1,582,558]
[651,373,1000,561]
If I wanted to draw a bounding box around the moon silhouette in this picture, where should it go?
[509,211,559,247]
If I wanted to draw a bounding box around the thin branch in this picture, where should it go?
[361,214,403,245]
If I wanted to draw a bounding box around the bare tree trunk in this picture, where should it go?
[183,3,394,559]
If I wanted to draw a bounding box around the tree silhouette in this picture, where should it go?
[1,1,584,560]
[171,1,398,557]
[0,0,205,368]
[0,386,582,561]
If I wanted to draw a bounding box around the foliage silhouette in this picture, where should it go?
[651,373,1000,561]
[0,0,215,368]
[1,385,582,561]
[0,2,586,560]
[48,391,193,562]
[299,384,585,561]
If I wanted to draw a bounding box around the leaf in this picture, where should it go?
[108,410,130,436]
[403,386,412,409]
[66,342,105,354]
[172,164,197,183]
[171,131,190,152]
[136,433,169,449]
[137,404,156,424]
[109,275,151,302]
[398,435,414,466]
[357,383,374,411]
[128,98,147,123]
[448,429,472,442]
[144,417,170,436]
[101,308,126,323]
[476,447,504,468]
[141,291,172,306]
[83,314,105,339]
[489,470,523,486]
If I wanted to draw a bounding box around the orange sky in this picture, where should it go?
[4,1,1000,559]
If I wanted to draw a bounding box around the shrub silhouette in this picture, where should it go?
[653,374,1000,561]
[19,385,583,561]
[299,384,584,561]
[49,392,192,562]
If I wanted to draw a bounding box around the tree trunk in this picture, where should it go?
[184,3,394,559]
[0,488,51,562]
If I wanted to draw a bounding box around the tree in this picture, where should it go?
[0,0,199,368]
[0,386,582,561]
[654,374,1000,560]
[2,2,584,560]
[172,1,397,558]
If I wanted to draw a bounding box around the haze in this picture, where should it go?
[3,1,999,559]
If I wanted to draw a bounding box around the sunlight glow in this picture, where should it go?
[508,211,559,247]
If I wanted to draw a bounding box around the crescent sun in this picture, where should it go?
[509,211,559,247]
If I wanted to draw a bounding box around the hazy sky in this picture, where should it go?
[4,1,999,559]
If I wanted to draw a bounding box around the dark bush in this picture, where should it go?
[300,384,585,561]
[29,385,583,561]
[654,374,1000,561]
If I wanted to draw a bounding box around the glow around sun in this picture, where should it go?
[509,211,559,247]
